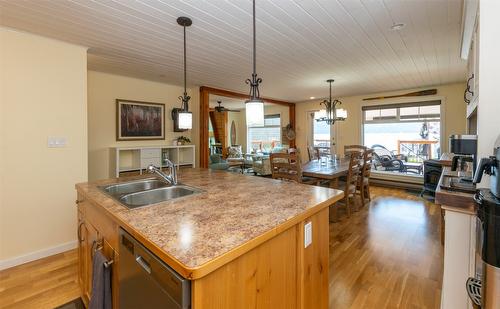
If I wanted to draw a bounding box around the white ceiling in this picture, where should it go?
[0,0,466,102]
[209,94,277,110]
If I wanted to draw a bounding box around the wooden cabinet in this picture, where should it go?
[77,195,119,308]
[76,191,330,309]
[441,209,477,309]
[192,207,329,309]
[466,8,479,118]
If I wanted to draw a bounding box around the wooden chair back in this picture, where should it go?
[362,149,374,178]
[307,145,319,161]
[270,152,302,183]
[344,151,363,194]
[344,145,367,157]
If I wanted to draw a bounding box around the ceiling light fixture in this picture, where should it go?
[172,16,193,132]
[390,22,406,31]
[316,79,347,125]
[245,0,264,127]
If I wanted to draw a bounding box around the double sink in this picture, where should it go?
[100,178,203,209]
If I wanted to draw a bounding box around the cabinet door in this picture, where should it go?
[77,212,87,302]
[83,222,99,305]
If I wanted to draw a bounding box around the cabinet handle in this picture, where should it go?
[135,255,151,274]
[77,221,85,242]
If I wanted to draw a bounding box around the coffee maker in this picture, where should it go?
[467,146,500,308]
[450,134,478,178]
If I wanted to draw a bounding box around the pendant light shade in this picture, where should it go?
[246,100,265,127]
[245,0,264,127]
[177,111,193,130]
[172,16,193,132]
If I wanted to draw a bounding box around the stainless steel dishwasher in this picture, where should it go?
[119,228,191,309]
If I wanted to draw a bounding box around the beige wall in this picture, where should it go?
[0,28,88,262]
[295,83,467,162]
[477,1,500,188]
[87,71,199,181]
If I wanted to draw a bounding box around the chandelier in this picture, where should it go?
[316,79,347,125]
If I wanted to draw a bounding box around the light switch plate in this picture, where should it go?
[304,221,312,248]
[47,136,67,148]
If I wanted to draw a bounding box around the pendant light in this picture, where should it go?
[245,0,264,127]
[172,16,193,132]
[316,79,347,125]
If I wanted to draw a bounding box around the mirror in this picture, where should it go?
[208,94,291,161]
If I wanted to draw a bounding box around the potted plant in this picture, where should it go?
[177,136,191,145]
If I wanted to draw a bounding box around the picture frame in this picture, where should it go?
[116,99,165,141]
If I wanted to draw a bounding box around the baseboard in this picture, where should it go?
[0,240,77,271]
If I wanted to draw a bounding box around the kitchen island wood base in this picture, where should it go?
[77,196,329,309]
[192,208,328,309]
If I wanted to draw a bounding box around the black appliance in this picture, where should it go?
[467,147,500,308]
[450,135,478,174]
[422,159,442,197]
[450,134,478,156]
[474,147,500,198]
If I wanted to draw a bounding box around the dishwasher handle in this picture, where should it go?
[135,255,152,274]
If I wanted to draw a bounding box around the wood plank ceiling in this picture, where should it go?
[0,0,466,102]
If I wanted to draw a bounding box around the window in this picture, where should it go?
[311,111,330,148]
[362,101,441,175]
[247,114,281,153]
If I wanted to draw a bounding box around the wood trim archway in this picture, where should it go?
[200,86,296,168]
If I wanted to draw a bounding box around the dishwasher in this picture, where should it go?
[119,228,191,309]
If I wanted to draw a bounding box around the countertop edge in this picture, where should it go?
[435,166,476,216]
[76,185,344,280]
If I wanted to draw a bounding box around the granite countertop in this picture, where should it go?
[76,168,343,279]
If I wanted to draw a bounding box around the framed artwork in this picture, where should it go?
[116,99,165,140]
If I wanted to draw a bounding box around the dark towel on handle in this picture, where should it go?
[89,250,112,309]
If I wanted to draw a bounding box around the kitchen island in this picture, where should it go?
[75,168,343,308]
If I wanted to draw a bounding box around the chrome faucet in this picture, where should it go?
[146,161,177,185]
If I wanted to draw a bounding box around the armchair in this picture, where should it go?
[209,154,229,170]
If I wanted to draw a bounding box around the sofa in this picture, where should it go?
[251,147,289,176]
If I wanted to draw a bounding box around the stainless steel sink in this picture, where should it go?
[101,179,168,196]
[119,185,203,209]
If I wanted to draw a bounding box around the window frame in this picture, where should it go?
[247,113,282,153]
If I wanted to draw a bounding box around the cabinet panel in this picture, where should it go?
[140,148,161,158]
[298,208,329,309]
[192,225,298,309]
[84,200,119,249]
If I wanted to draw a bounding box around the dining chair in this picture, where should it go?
[344,145,367,157]
[357,149,374,206]
[332,151,363,221]
[270,152,319,185]
[307,145,319,161]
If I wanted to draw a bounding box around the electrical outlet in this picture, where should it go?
[304,221,312,248]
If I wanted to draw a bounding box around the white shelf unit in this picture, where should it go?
[111,145,195,177]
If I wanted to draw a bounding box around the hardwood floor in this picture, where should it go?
[330,186,443,309]
[0,186,443,309]
[0,250,79,309]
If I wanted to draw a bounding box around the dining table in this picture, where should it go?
[302,157,351,188]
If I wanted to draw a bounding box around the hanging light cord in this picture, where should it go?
[245,0,262,101]
[179,22,190,111]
